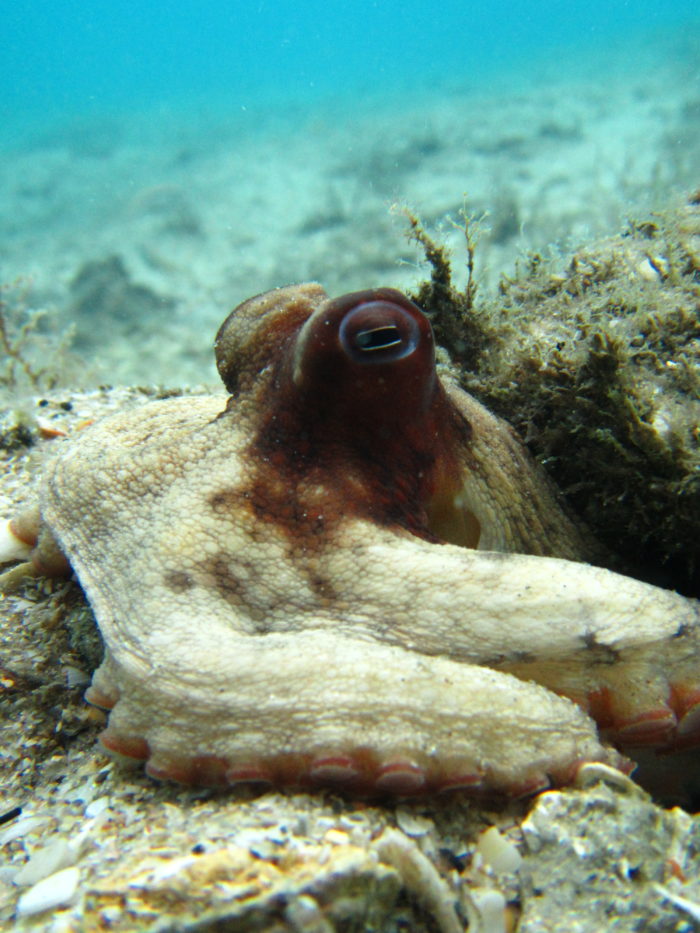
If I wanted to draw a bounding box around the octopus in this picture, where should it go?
[1,283,699,797]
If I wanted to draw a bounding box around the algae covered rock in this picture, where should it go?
[415,194,700,597]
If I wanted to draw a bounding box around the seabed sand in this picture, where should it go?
[1,27,700,933]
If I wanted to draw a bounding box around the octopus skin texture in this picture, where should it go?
[2,282,700,798]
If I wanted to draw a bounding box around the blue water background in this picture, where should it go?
[3,0,699,133]
[1,0,698,387]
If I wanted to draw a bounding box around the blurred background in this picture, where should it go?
[1,0,698,383]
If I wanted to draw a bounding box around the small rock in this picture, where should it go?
[476,826,522,874]
[16,866,80,917]
[13,839,76,886]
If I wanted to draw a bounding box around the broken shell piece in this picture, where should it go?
[475,827,522,874]
[15,866,80,917]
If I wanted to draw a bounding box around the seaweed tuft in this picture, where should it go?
[0,281,78,397]
[405,209,490,371]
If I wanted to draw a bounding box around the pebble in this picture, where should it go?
[15,866,80,917]
[13,839,77,886]
[395,808,434,838]
[0,815,46,846]
[64,665,90,688]
[475,827,522,874]
[85,796,111,818]
[470,887,507,933]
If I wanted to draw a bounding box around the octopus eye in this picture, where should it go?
[355,324,402,352]
[339,301,421,364]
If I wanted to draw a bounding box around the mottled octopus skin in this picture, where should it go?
[4,283,700,797]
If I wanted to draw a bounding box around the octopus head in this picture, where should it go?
[215,283,470,543]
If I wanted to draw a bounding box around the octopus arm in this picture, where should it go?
[328,525,700,748]
[89,627,619,795]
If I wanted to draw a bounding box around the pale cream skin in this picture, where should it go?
[1,284,698,796]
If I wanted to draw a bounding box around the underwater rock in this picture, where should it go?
[518,768,700,932]
[68,255,175,353]
[416,194,700,597]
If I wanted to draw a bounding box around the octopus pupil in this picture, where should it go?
[355,325,402,351]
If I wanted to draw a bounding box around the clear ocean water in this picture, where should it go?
[1,1,698,386]
[3,0,699,128]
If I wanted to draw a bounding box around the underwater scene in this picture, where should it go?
[2,4,700,931]
[1,0,699,385]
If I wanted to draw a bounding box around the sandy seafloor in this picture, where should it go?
[1,28,699,389]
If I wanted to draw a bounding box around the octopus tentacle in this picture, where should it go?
[89,630,624,795]
[438,380,598,560]
[323,525,700,749]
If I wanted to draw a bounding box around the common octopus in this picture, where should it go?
[2,283,699,797]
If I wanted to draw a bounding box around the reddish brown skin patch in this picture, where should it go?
[585,687,616,730]
[30,527,72,578]
[207,555,246,602]
[240,289,471,547]
[215,294,315,396]
[375,759,427,795]
[197,553,276,632]
[614,712,676,747]
[85,684,119,710]
[100,731,149,760]
[669,683,700,719]
[668,684,700,747]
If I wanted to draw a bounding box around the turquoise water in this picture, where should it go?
[3,0,699,127]
[1,0,698,387]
